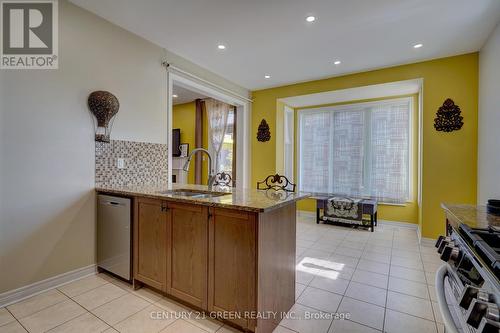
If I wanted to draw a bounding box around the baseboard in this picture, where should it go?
[0,264,97,308]
[297,210,417,230]
[377,219,417,229]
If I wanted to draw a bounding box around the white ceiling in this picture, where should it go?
[70,0,500,90]
[172,84,207,105]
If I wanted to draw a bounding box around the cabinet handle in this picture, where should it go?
[161,206,169,212]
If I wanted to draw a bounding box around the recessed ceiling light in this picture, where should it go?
[172,94,178,98]
[264,75,271,79]
[217,44,226,50]
[413,43,423,49]
[306,16,316,22]
[333,60,341,65]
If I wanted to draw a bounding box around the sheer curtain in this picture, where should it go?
[298,97,411,203]
[205,98,231,172]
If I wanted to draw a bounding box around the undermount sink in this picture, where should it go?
[158,189,229,199]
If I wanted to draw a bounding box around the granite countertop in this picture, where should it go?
[96,183,311,213]
[441,203,500,230]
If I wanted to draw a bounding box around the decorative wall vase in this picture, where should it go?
[88,91,120,142]
[434,98,463,132]
[257,119,271,142]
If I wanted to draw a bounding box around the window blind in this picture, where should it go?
[298,97,411,203]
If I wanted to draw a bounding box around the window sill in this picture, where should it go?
[379,201,413,207]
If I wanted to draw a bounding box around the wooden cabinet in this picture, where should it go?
[208,208,256,330]
[131,196,295,333]
[133,198,168,291]
[166,202,208,309]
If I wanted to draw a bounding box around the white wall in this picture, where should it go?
[478,23,500,204]
[0,0,247,293]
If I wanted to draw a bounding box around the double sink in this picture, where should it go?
[158,188,230,199]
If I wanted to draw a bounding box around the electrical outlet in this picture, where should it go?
[117,158,125,169]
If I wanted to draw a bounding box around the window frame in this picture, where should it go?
[296,97,413,203]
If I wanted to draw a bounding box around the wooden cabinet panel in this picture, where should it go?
[133,198,167,291]
[208,208,256,330]
[166,202,208,309]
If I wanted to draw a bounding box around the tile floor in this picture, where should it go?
[0,213,445,333]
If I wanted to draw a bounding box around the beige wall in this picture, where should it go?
[478,23,500,204]
[0,0,247,293]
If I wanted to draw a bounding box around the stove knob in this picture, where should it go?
[440,245,461,263]
[459,286,480,309]
[435,235,446,248]
[438,239,452,254]
[435,236,450,249]
[478,317,500,333]
[466,299,499,328]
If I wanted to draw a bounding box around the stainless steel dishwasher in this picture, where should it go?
[97,194,131,281]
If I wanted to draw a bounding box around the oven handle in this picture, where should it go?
[435,264,460,333]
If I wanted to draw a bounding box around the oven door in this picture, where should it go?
[436,264,475,333]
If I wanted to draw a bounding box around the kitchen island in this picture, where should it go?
[96,184,309,333]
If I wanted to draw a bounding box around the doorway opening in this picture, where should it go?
[166,67,251,189]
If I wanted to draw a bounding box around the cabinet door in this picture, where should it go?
[208,208,256,330]
[166,202,208,309]
[134,198,167,291]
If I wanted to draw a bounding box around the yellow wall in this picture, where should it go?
[251,53,478,239]
[172,101,209,184]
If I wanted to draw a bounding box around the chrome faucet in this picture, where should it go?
[182,148,216,191]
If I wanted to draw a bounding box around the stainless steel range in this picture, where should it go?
[437,204,500,333]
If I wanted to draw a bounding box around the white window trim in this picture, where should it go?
[283,105,294,182]
[296,96,414,203]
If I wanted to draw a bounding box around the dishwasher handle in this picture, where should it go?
[436,264,460,333]
[98,195,130,207]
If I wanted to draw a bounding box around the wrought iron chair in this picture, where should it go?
[257,174,296,192]
[213,171,233,187]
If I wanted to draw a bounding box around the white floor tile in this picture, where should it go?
[272,325,296,333]
[384,309,437,333]
[280,303,333,333]
[360,252,390,264]
[46,312,109,333]
[73,283,127,310]
[351,270,388,289]
[328,254,360,268]
[431,302,444,324]
[334,247,363,258]
[309,276,349,295]
[389,265,426,283]
[345,282,387,307]
[91,294,150,326]
[329,319,381,333]
[113,305,176,333]
[357,259,389,275]
[58,276,109,298]
[337,297,385,330]
[7,289,68,319]
[18,299,86,333]
[388,277,429,299]
[386,291,434,320]
[297,287,343,313]
[160,319,207,333]
[391,256,424,270]
[296,283,307,300]
[0,308,16,326]
[0,321,27,333]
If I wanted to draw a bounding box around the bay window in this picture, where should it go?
[297,97,412,203]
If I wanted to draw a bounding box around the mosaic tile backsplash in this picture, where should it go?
[95,140,168,186]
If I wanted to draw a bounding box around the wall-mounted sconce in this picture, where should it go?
[88,91,120,142]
